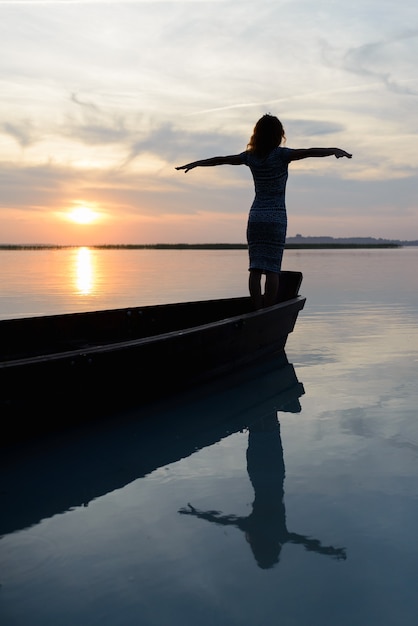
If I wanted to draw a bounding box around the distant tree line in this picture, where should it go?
[2,237,417,250]
[287,235,417,246]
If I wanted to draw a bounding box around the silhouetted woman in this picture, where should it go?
[176,114,352,309]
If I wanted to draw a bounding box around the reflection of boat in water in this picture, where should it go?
[1,350,303,539]
[0,271,305,439]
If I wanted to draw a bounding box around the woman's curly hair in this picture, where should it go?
[247,114,286,157]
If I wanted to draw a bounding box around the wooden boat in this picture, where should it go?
[0,270,305,431]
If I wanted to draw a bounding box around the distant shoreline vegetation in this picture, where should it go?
[0,241,413,251]
[2,235,418,250]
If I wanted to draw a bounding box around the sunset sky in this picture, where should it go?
[1,0,417,245]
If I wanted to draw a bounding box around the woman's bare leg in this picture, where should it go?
[264,272,280,307]
[249,269,263,310]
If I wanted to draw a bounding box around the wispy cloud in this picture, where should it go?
[0,0,219,3]
[322,30,418,96]
[1,120,38,148]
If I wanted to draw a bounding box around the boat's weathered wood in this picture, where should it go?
[0,271,302,360]
[0,297,251,361]
[0,271,305,432]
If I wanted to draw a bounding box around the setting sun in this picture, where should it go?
[68,207,99,225]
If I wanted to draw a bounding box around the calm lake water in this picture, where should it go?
[1,247,418,626]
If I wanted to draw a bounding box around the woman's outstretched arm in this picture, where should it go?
[176,154,243,172]
[288,147,352,161]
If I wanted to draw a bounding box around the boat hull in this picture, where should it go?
[0,271,305,435]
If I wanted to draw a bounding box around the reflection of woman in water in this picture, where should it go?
[179,414,346,569]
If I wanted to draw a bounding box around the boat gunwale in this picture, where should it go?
[0,294,306,369]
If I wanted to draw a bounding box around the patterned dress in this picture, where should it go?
[239,147,292,273]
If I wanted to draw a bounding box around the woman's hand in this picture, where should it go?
[175,163,195,173]
[334,149,352,159]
